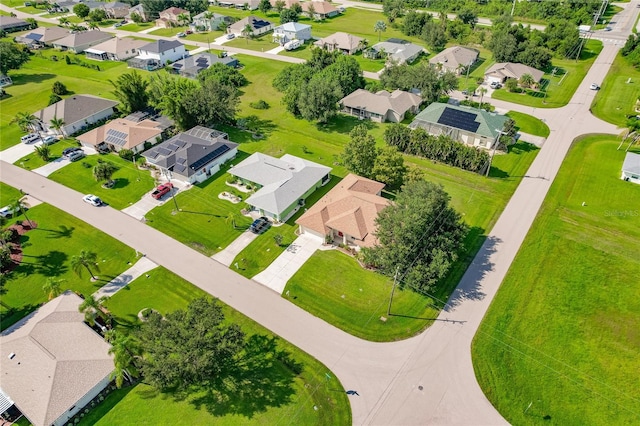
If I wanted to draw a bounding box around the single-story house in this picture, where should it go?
[169,52,239,78]
[156,6,189,28]
[409,102,509,150]
[229,153,332,222]
[484,62,544,85]
[128,39,186,70]
[340,89,422,123]
[102,1,130,18]
[33,94,118,136]
[229,16,273,36]
[296,173,390,249]
[143,126,238,184]
[272,22,311,44]
[191,11,232,31]
[269,0,299,8]
[622,152,640,184]
[302,1,338,19]
[76,117,164,153]
[365,39,425,65]
[313,32,364,55]
[85,37,147,61]
[217,0,260,10]
[52,30,114,54]
[0,291,114,426]
[429,45,479,75]
[15,26,70,48]
[0,16,32,33]
[126,4,149,22]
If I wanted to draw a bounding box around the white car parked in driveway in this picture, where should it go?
[83,194,103,206]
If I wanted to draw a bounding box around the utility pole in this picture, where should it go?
[387,266,400,316]
[486,128,504,177]
[510,0,516,16]
[164,169,179,212]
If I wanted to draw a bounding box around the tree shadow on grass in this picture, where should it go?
[35,250,68,277]
[186,335,299,418]
[34,225,75,239]
[316,115,377,134]
[0,304,39,333]
[111,178,129,189]
[9,73,56,86]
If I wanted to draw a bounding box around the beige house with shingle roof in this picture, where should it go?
[296,173,390,248]
[84,37,148,61]
[429,45,479,75]
[340,89,422,123]
[314,32,364,55]
[77,118,164,153]
[484,62,544,85]
[0,291,113,426]
[302,1,338,19]
[33,95,118,136]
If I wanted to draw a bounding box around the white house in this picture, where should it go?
[229,16,273,36]
[32,95,118,136]
[272,22,311,44]
[0,292,114,426]
[128,39,186,70]
[622,152,640,184]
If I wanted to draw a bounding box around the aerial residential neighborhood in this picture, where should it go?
[0,0,639,425]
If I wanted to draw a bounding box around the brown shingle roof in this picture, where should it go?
[77,118,162,150]
[340,89,422,117]
[296,174,389,247]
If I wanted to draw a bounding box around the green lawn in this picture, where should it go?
[592,52,640,126]
[285,250,439,341]
[14,138,80,170]
[147,27,189,37]
[0,183,137,330]
[185,30,224,43]
[225,34,279,52]
[47,154,156,210]
[145,155,253,256]
[118,22,154,32]
[491,40,603,108]
[88,267,350,426]
[506,111,550,138]
[473,135,640,425]
[1,51,133,151]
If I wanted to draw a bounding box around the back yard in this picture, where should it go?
[473,136,640,424]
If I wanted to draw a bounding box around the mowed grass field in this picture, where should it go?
[592,52,640,126]
[88,267,350,426]
[506,111,550,138]
[473,136,640,425]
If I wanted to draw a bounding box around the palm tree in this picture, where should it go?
[478,87,487,109]
[88,21,99,30]
[11,197,33,228]
[34,144,51,162]
[105,330,141,388]
[78,293,107,325]
[226,211,238,229]
[43,277,65,300]
[374,20,386,41]
[242,24,253,44]
[93,161,117,187]
[519,73,535,89]
[59,16,70,26]
[306,2,316,20]
[49,116,65,136]
[176,12,190,29]
[71,250,100,280]
[11,111,39,133]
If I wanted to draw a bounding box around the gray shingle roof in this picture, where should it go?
[34,95,118,127]
[429,46,479,70]
[139,39,184,53]
[622,152,640,174]
[54,30,113,48]
[409,102,509,139]
[340,89,422,117]
[370,40,424,62]
[230,153,331,216]
[170,53,238,77]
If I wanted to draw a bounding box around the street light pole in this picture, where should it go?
[387,266,400,316]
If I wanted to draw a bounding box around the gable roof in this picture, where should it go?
[274,21,311,32]
[161,6,188,15]
[54,30,113,48]
[143,126,238,178]
[340,89,422,117]
[230,15,272,32]
[429,45,479,69]
[103,1,129,9]
[296,174,389,247]
[302,1,337,14]
[622,152,640,174]
[230,153,331,216]
[314,32,363,51]
[76,118,163,149]
[370,40,425,62]
[34,95,118,126]
[409,102,509,139]
[0,291,113,426]
[20,26,69,43]
[139,39,184,53]
[87,37,147,55]
[269,0,299,7]
[0,16,29,30]
[485,62,544,82]
[193,11,228,20]
[169,52,238,76]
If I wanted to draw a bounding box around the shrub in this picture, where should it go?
[249,99,269,109]
[64,55,70,64]
[118,149,134,161]
[52,81,68,95]
[48,93,62,106]
[82,161,92,169]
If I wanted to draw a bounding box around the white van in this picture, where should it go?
[68,150,86,162]
[20,133,40,144]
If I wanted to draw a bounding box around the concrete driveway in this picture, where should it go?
[0,142,35,164]
[122,181,190,220]
[33,156,71,177]
[212,229,259,266]
[252,233,323,294]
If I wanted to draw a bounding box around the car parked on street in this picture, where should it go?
[250,216,271,234]
[151,183,173,200]
[590,83,600,90]
[83,194,103,207]
[176,32,186,38]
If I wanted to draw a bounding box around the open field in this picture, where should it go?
[506,111,550,137]
[592,52,640,126]
[0,182,137,330]
[491,40,603,108]
[473,135,640,425]
[88,267,350,426]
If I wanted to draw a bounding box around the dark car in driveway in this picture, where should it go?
[250,216,271,234]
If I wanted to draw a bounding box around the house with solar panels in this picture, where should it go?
[15,26,70,48]
[76,115,167,153]
[169,53,239,79]
[143,126,238,184]
[409,102,509,150]
[128,39,187,71]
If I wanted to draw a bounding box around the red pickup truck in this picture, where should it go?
[151,183,173,200]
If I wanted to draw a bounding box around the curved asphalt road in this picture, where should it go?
[0,3,635,425]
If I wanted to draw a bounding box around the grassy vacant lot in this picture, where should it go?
[0,183,137,330]
[473,136,640,425]
[592,52,640,126]
[225,33,280,51]
[492,40,603,108]
[89,267,350,426]
[15,138,81,170]
[148,26,189,37]
[285,250,439,341]
[47,154,156,210]
[506,111,550,138]
[145,155,253,256]
[119,22,154,32]
[0,50,131,151]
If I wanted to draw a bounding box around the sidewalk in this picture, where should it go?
[93,256,157,299]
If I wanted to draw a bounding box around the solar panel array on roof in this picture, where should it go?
[177,157,187,164]
[174,140,187,148]
[166,143,179,151]
[437,107,480,133]
[190,145,230,170]
[105,129,127,146]
[174,164,187,173]
[26,33,42,41]
[158,147,173,156]
[173,63,183,69]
